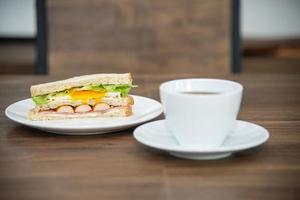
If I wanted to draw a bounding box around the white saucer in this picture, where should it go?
[5,95,162,135]
[133,120,269,160]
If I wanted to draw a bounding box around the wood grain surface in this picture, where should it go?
[47,0,230,76]
[0,74,300,200]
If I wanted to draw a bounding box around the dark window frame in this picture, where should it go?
[36,0,47,74]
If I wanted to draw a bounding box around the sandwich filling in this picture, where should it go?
[32,84,135,114]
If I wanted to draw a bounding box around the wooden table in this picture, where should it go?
[0,74,299,200]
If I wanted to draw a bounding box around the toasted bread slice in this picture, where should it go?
[31,73,132,97]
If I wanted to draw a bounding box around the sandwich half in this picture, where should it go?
[28,73,135,120]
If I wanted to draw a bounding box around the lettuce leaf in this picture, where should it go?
[32,84,137,106]
[32,94,48,106]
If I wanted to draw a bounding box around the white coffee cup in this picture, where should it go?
[159,79,243,148]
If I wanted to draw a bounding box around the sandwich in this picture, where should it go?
[28,73,135,120]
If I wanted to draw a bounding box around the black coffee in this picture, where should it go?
[180,91,221,95]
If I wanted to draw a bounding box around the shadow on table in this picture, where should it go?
[6,124,267,165]
[5,124,135,151]
[136,143,266,164]
[7,124,134,137]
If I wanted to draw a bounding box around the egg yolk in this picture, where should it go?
[70,90,106,104]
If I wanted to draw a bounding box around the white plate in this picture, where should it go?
[5,95,162,135]
[134,120,269,160]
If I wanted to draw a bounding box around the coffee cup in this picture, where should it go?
[159,79,243,148]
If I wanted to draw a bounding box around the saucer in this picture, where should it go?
[133,120,269,160]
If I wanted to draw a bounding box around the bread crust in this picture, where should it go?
[31,73,132,97]
[128,95,134,105]
[28,106,132,121]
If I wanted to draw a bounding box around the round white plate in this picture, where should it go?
[134,120,269,160]
[5,95,162,135]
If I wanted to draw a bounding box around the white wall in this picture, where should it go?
[0,0,36,38]
[0,0,299,40]
[241,0,300,40]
